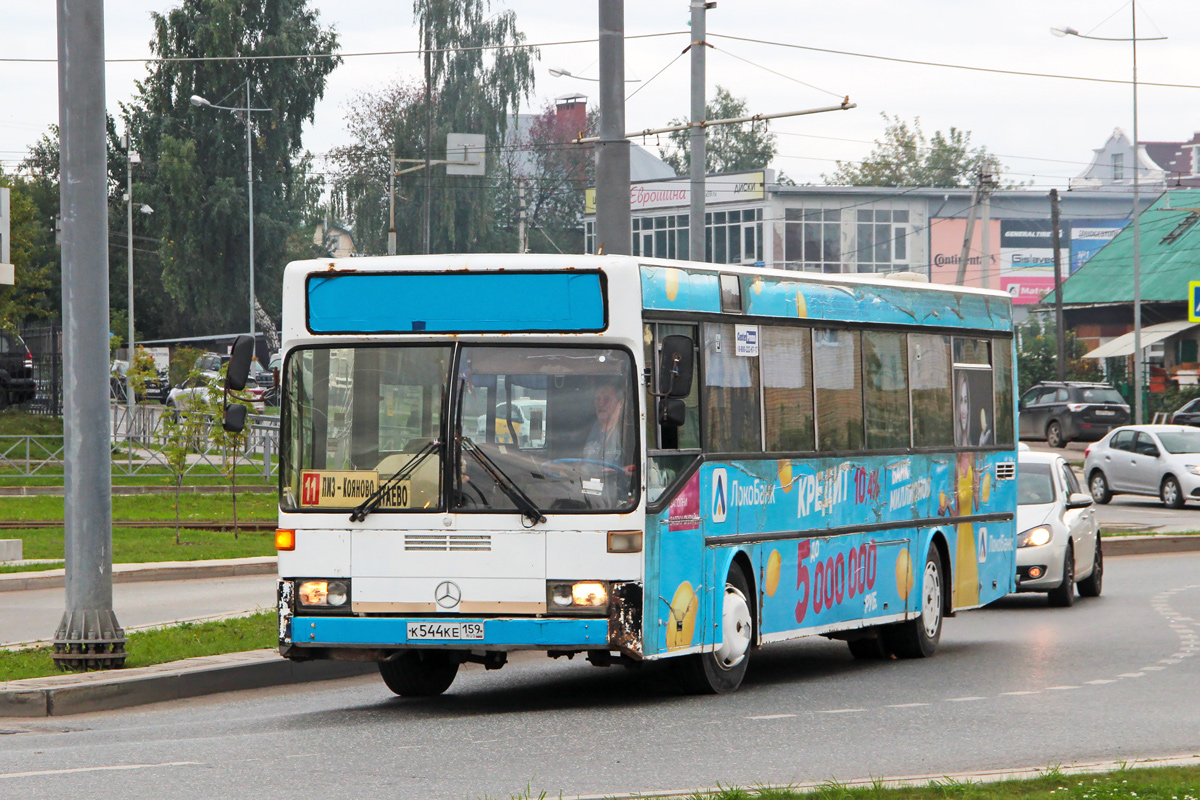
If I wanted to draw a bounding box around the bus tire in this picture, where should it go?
[676,563,753,694]
[378,650,459,697]
[883,547,943,659]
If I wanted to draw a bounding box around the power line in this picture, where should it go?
[707,32,1200,91]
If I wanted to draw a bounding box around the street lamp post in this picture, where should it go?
[123,129,152,401]
[1052,11,1165,424]
[190,82,270,345]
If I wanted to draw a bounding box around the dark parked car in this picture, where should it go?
[110,360,170,404]
[0,330,37,409]
[1018,381,1130,447]
[1170,398,1200,427]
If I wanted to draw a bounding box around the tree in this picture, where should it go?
[128,0,340,337]
[1016,316,1101,394]
[658,86,777,175]
[328,0,536,255]
[824,113,1004,188]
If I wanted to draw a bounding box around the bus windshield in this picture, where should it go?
[282,344,637,514]
[454,346,637,514]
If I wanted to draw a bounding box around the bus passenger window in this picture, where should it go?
[992,339,1015,445]
[863,330,910,450]
[703,323,762,453]
[909,334,954,447]
[813,328,863,451]
[762,326,814,451]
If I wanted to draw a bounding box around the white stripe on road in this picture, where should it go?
[886,703,930,708]
[746,714,797,720]
[818,708,865,714]
[0,762,200,780]
[947,696,986,702]
[1086,679,1117,684]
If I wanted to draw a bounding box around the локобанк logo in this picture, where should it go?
[711,467,728,523]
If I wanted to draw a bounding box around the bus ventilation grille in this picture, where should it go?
[405,534,492,552]
[995,461,1016,481]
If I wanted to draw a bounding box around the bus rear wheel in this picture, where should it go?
[677,563,753,694]
[882,547,943,659]
[379,651,460,697]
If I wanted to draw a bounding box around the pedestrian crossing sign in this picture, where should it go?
[1191,282,1200,323]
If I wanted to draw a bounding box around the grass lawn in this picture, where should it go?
[660,766,1200,800]
[1102,529,1200,537]
[0,612,277,681]
[1,492,278,523]
[8,526,275,564]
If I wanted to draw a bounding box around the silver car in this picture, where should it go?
[1084,425,1200,509]
[1016,451,1103,606]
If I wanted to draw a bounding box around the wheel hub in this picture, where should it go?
[921,561,942,639]
[714,584,752,669]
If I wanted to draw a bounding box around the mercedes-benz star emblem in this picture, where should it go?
[434,581,462,609]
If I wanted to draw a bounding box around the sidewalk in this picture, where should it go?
[3,536,1198,718]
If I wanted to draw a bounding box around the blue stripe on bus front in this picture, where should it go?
[294,616,608,647]
[306,272,606,333]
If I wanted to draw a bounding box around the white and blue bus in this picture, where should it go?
[275,254,1017,694]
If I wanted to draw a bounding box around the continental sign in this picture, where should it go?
[299,470,413,508]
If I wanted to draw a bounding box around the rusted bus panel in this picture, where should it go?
[608,581,644,658]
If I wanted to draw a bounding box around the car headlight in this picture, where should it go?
[297,579,350,608]
[1016,525,1053,548]
[1187,465,1200,476]
[546,581,609,615]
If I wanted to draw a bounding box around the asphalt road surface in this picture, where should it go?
[1,552,1198,799]
[0,575,277,647]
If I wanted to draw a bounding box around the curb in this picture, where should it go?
[1104,534,1200,556]
[0,649,375,717]
[0,556,277,593]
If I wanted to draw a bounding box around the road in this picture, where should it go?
[0,575,277,647]
[1,552,1197,799]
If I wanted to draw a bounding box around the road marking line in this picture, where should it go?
[1140,666,1166,671]
[746,714,796,720]
[818,708,864,714]
[1047,685,1080,690]
[1001,690,1039,695]
[0,762,200,780]
[1118,672,1145,678]
[886,703,930,708]
[1086,679,1117,684]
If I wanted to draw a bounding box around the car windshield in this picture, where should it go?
[1018,462,1056,505]
[1156,431,1200,454]
[1080,388,1125,405]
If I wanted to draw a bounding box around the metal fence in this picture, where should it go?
[0,402,280,479]
[19,320,62,417]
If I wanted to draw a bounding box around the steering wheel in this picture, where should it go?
[541,457,625,478]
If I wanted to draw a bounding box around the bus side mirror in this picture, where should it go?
[222,402,248,433]
[659,398,686,428]
[226,335,255,392]
[658,335,694,399]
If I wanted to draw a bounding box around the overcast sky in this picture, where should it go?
[2,1,1196,189]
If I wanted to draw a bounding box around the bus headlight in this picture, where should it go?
[1016,526,1053,548]
[547,581,609,615]
[298,579,350,607]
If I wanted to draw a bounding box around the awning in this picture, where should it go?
[1083,320,1200,359]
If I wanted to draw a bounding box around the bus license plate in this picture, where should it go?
[406,621,485,641]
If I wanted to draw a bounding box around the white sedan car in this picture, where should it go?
[1016,451,1102,606]
[1084,425,1200,508]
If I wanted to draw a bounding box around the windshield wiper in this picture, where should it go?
[349,440,441,522]
[458,434,546,525]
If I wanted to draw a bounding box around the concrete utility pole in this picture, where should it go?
[1131,3,1144,424]
[517,179,527,254]
[388,146,397,256]
[595,0,631,256]
[124,130,138,389]
[423,26,433,255]
[979,163,995,290]
[955,180,980,286]
[54,0,126,669]
[689,1,711,262]
[1051,188,1067,382]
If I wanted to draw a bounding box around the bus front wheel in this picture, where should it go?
[677,563,754,694]
[882,547,943,659]
[379,651,460,697]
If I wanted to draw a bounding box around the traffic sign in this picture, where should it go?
[1190,281,1200,323]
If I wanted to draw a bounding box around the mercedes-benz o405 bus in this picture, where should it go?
[275,254,1017,695]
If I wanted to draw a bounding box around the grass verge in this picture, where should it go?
[1102,529,1200,537]
[632,766,1200,800]
[7,526,275,564]
[0,612,277,682]
[1,492,277,523]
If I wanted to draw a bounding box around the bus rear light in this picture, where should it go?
[298,579,349,607]
[276,529,296,551]
[607,530,643,553]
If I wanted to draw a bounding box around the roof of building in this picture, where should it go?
[1059,189,1200,306]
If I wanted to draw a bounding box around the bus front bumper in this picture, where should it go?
[284,615,610,652]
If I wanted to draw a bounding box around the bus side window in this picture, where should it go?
[648,323,700,451]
